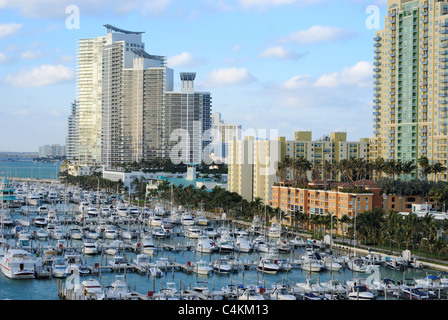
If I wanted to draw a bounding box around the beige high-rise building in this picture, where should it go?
[371,0,448,181]
[227,137,286,204]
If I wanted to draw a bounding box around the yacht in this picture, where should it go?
[212,258,234,274]
[295,278,325,294]
[195,235,217,254]
[347,285,376,300]
[234,236,253,253]
[109,255,128,269]
[51,257,70,278]
[181,212,196,226]
[152,226,169,239]
[184,226,202,239]
[141,236,157,255]
[192,260,213,275]
[104,240,124,256]
[82,238,98,255]
[267,222,281,238]
[257,257,281,274]
[133,254,151,270]
[33,216,48,228]
[270,285,296,300]
[237,286,265,300]
[148,213,163,227]
[0,248,36,279]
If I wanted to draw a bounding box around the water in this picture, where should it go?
[0,204,437,300]
[0,160,60,180]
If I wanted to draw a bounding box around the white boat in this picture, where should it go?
[295,278,325,294]
[234,236,253,253]
[192,260,213,275]
[237,286,265,300]
[299,251,324,272]
[320,279,347,295]
[87,206,100,217]
[184,226,202,239]
[82,279,103,297]
[133,254,151,269]
[181,212,196,226]
[36,228,49,240]
[347,257,376,273]
[128,207,140,216]
[116,204,129,218]
[51,257,69,278]
[149,266,164,277]
[148,214,163,227]
[33,216,47,228]
[267,222,281,238]
[347,285,376,300]
[196,235,217,254]
[141,236,157,255]
[270,285,296,300]
[203,227,219,239]
[371,278,399,292]
[0,248,36,279]
[322,255,343,272]
[414,275,444,290]
[37,205,49,215]
[196,213,209,226]
[99,275,138,300]
[257,257,281,274]
[152,226,168,239]
[82,238,98,255]
[104,240,124,256]
[69,227,83,240]
[212,258,234,274]
[290,236,306,247]
[109,255,128,269]
[216,233,236,253]
[104,226,118,240]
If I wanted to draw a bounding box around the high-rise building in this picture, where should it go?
[39,144,65,158]
[370,0,448,181]
[66,100,79,162]
[165,72,211,164]
[209,112,242,163]
[228,136,286,204]
[71,25,210,166]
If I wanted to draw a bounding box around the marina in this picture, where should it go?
[0,178,447,301]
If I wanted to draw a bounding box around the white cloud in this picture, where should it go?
[282,75,311,89]
[314,61,373,88]
[167,51,207,68]
[0,23,23,40]
[259,46,305,60]
[205,67,255,87]
[281,25,357,44]
[4,64,75,87]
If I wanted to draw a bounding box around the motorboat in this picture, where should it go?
[290,236,306,248]
[196,212,209,226]
[299,251,324,272]
[87,206,100,217]
[212,258,234,274]
[203,227,219,239]
[267,222,281,238]
[69,227,83,240]
[237,286,265,300]
[99,275,138,300]
[347,257,376,273]
[399,287,430,300]
[152,226,169,239]
[148,213,163,227]
[0,248,36,279]
[133,254,151,270]
[414,275,444,290]
[295,278,325,294]
[196,235,217,254]
[104,226,118,240]
[322,255,343,272]
[192,280,210,294]
[51,257,70,278]
[128,207,140,216]
[141,236,157,255]
[109,255,128,269]
[33,216,47,228]
[216,233,236,253]
[82,279,103,298]
[82,238,98,255]
[221,284,238,298]
[116,204,129,217]
[181,212,196,226]
[371,278,399,293]
[36,228,49,240]
[320,279,347,295]
[257,257,281,274]
[347,285,376,300]
[184,226,202,239]
[234,236,253,253]
[104,240,124,256]
[149,266,164,277]
[192,260,213,275]
[270,285,296,300]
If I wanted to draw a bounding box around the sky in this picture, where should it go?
[0,0,388,152]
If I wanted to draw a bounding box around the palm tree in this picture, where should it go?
[418,156,431,181]
[372,156,385,181]
[401,160,417,181]
[431,162,447,182]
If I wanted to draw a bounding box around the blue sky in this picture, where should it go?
[0,0,387,152]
